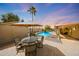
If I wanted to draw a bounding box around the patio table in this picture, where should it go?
[21,36,38,44]
[20,36,38,56]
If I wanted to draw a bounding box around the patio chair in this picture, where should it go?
[37,36,44,48]
[13,38,24,54]
[24,42,38,56]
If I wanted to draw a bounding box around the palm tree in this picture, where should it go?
[27,6,36,23]
[27,6,37,36]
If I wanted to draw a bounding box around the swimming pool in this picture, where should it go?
[37,32,52,37]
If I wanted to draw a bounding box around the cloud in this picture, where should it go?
[42,14,79,25]
[6,3,33,13]
[37,4,79,26]
[45,4,74,16]
[19,3,33,12]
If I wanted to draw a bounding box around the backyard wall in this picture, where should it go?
[0,24,28,44]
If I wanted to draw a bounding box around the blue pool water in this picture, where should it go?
[37,32,52,37]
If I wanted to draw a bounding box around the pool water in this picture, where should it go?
[37,32,52,37]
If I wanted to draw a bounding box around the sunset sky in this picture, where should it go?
[0,3,79,26]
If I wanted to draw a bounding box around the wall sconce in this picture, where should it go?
[73,27,75,30]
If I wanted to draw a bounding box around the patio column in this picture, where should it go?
[55,26,61,41]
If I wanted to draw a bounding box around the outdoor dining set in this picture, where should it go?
[13,35,44,56]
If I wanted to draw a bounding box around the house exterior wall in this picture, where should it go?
[55,23,79,39]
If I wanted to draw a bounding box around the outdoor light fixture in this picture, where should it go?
[73,27,75,30]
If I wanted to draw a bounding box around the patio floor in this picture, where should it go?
[0,34,79,56]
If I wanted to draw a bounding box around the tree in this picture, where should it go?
[27,6,37,36]
[21,19,24,22]
[27,6,36,22]
[1,13,20,22]
[44,25,54,32]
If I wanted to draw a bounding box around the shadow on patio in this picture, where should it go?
[37,44,65,56]
[0,41,14,50]
[0,42,65,56]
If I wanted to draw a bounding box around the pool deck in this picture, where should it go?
[0,32,79,56]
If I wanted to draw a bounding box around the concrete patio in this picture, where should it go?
[0,35,79,56]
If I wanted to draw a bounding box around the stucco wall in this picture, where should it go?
[71,29,79,39]
[58,25,79,39]
[0,24,28,44]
